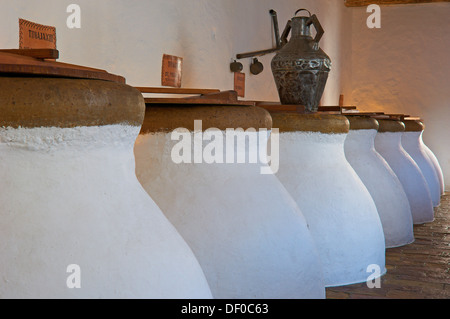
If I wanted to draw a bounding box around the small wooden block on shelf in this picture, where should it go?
[371,114,411,121]
[319,106,358,113]
[139,88,255,106]
[344,112,385,116]
[0,49,59,60]
[135,87,220,95]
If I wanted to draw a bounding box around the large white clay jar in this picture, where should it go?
[134,105,325,299]
[401,119,441,207]
[0,76,212,299]
[270,112,386,287]
[374,119,434,224]
[344,116,414,248]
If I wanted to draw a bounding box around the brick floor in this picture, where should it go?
[326,192,450,299]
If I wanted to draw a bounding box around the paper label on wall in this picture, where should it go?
[19,18,56,49]
[234,72,245,97]
[161,54,183,88]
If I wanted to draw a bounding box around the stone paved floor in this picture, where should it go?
[326,192,450,299]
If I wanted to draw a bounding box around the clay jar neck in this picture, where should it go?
[0,76,146,159]
[0,77,145,129]
[345,116,379,151]
[402,131,424,148]
[270,113,349,135]
[402,120,425,147]
[375,120,405,150]
[403,120,424,133]
[271,113,350,162]
[140,105,272,133]
[377,132,404,152]
[139,105,274,171]
[346,129,378,152]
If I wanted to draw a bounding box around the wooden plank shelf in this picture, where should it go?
[403,117,422,121]
[344,112,385,116]
[345,0,449,7]
[371,114,411,121]
[257,104,306,113]
[0,49,59,60]
[319,106,358,112]
[136,87,220,95]
[144,98,255,106]
[0,51,125,83]
[144,90,255,106]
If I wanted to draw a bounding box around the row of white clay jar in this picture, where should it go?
[1,79,444,299]
[134,109,445,299]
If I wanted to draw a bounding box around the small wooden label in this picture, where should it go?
[19,18,56,50]
[234,72,245,97]
[161,54,183,88]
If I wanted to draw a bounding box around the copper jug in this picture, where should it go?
[271,9,331,112]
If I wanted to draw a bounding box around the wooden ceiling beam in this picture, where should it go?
[345,0,449,7]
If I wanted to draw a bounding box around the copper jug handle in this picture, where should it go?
[294,9,324,44]
[281,9,324,47]
[280,20,291,47]
[294,8,312,17]
[280,9,311,46]
[307,14,324,44]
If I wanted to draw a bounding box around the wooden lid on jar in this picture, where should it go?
[0,51,125,83]
[403,119,424,132]
[346,116,379,131]
[0,77,144,128]
[270,113,349,134]
[376,119,405,133]
[140,105,272,133]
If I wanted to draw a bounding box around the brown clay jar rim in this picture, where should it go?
[377,119,405,133]
[0,76,144,128]
[403,119,424,132]
[346,116,379,131]
[140,105,272,133]
[270,112,349,134]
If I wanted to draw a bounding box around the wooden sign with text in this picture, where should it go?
[161,54,183,88]
[19,18,56,50]
[234,72,245,97]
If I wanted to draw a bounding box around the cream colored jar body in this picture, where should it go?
[344,129,414,248]
[402,131,441,207]
[275,130,386,287]
[375,131,434,224]
[135,129,325,299]
[0,77,212,298]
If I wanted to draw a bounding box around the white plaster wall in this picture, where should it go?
[350,3,450,190]
[0,0,353,104]
[0,125,212,298]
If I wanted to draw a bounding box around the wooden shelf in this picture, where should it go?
[136,87,221,95]
[345,0,448,7]
[0,51,125,83]
[144,90,255,106]
[0,49,59,60]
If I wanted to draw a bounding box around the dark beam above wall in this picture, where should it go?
[345,0,449,6]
